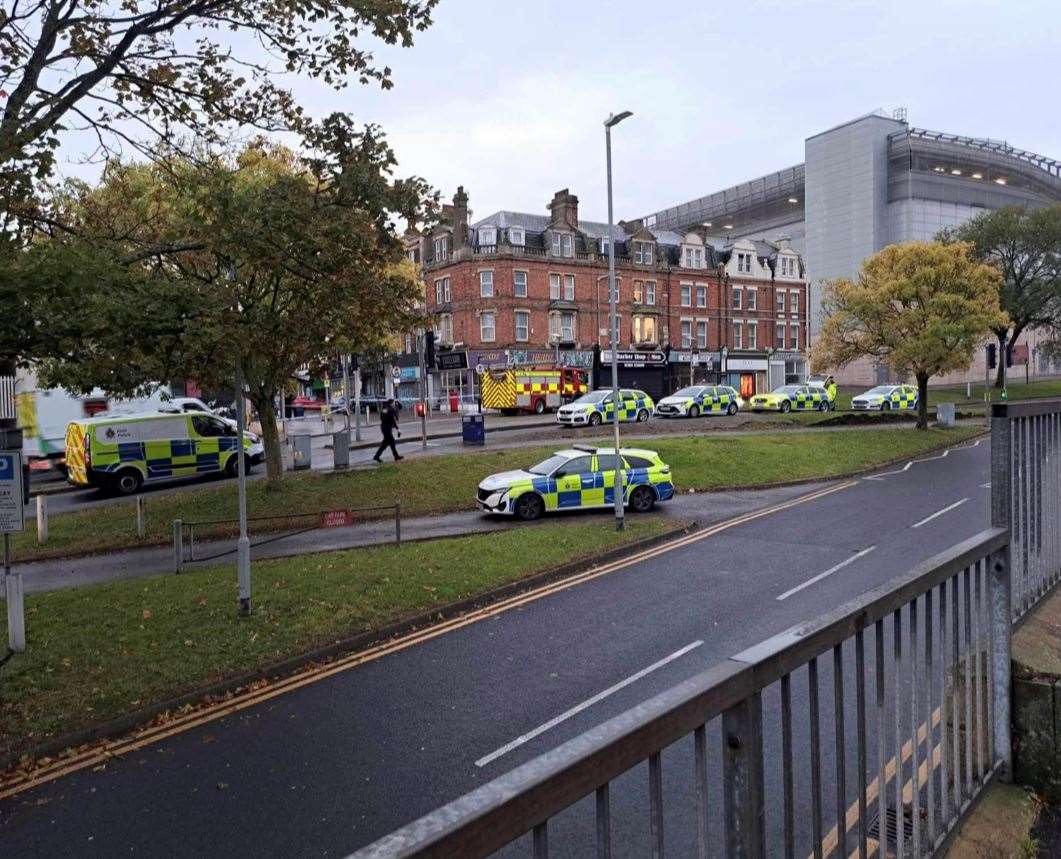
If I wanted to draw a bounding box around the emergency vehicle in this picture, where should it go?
[556,389,654,426]
[749,384,830,413]
[65,412,264,495]
[655,385,743,418]
[851,384,918,411]
[479,366,589,415]
[476,445,674,520]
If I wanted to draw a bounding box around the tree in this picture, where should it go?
[811,241,1005,429]
[940,205,1061,387]
[0,0,438,223]
[27,122,432,484]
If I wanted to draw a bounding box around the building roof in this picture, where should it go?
[474,210,683,246]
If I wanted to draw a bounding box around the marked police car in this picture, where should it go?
[556,389,653,427]
[851,384,918,411]
[749,384,830,413]
[476,445,674,520]
[655,385,743,418]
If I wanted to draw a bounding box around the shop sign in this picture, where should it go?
[436,350,469,371]
[600,350,667,367]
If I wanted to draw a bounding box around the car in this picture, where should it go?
[655,385,743,418]
[476,445,675,520]
[851,384,919,411]
[556,389,653,427]
[158,396,238,427]
[806,382,837,411]
[749,384,830,413]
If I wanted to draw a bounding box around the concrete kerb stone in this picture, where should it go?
[0,519,697,774]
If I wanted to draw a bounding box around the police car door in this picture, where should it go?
[595,452,625,505]
[553,455,594,510]
[191,414,229,474]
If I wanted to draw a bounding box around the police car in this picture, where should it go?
[476,445,674,520]
[655,385,743,418]
[556,389,653,427]
[851,384,918,411]
[749,384,830,413]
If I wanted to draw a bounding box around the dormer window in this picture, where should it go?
[736,252,752,274]
[551,232,574,258]
[779,256,797,277]
[633,241,654,265]
[478,227,496,247]
[509,227,525,246]
[683,246,704,269]
[599,237,611,255]
[433,236,449,262]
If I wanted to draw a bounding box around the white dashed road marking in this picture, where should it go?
[776,546,878,601]
[911,498,969,529]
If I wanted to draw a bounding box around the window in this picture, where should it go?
[478,227,496,247]
[513,270,528,298]
[564,274,575,301]
[790,291,800,313]
[737,252,752,273]
[509,227,525,247]
[480,312,496,342]
[790,323,800,350]
[600,237,611,255]
[733,321,743,349]
[747,288,757,311]
[480,270,494,298]
[433,277,450,304]
[553,233,573,257]
[404,334,413,354]
[438,314,453,343]
[696,286,707,308]
[776,290,786,313]
[556,456,594,477]
[550,311,576,341]
[633,280,644,303]
[634,241,654,265]
[680,284,692,307]
[434,279,443,304]
[776,323,786,348]
[747,321,757,350]
[549,273,561,300]
[645,281,656,305]
[681,320,692,349]
[433,236,449,261]
[632,315,657,344]
[515,311,529,342]
[192,415,228,437]
[732,287,742,310]
[696,320,708,349]
[683,246,704,269]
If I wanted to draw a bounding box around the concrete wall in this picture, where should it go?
[887,198,985,243]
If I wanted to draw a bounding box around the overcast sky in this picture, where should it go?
[59,0,1061,225]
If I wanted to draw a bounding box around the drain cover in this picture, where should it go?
[866,805,914,856]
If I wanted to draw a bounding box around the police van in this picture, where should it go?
[65,411,264,495]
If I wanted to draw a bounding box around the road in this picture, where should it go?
[0,436,990,856]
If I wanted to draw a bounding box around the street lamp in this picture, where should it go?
[228,263,251,616]
[605,110,632,532]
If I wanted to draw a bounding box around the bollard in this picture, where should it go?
[333,430,350,470]
[173,519,183,573]
[36,494,47,544]
[136,496,145,538]
[4,534,25,653]
[292,434,312,471]
[395,502,401,545]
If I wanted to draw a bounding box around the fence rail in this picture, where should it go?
[352,528,1010,858]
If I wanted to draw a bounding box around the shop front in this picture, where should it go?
[720,355,770,398]
[668,351,722,389]
[594,349,674,401]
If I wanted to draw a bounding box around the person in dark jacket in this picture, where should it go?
[373,399,403,462]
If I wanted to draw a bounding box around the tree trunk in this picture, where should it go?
[251,393,284,487]
[994,331,1007,389]
[916,372,930,430]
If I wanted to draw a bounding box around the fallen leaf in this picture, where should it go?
[142,609,152,620]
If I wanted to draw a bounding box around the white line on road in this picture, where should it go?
[863,437,983,481]
[911,497,968,529]
[980,482,991,489]
[775,546,878,601]
[474,640,704,768]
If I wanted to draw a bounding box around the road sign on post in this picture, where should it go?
[1,450,26,652]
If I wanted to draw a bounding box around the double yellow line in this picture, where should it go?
[1,480,854,801]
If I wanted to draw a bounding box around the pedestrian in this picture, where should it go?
[824,375,838,410]
[373,398,403,463]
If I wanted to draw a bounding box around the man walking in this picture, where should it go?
[372,399,404,463]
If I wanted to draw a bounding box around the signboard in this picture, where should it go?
[1011,343,1029,364]
[319,509,354,529]
[725,357,769,372]
[600,350,667,367]
[436,350,469,371]
[399,366,420,382]
[392,366,402,381]
[0,451,25,533]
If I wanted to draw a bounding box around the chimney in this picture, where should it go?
[775,234,792,251]
[548,188,579,231]
[452,186,470,248]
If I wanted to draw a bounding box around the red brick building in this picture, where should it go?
[417,187,809,398]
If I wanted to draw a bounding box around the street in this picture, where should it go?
[0,434,990,856]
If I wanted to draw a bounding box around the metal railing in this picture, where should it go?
[352,528,1011,858]
[991,399,1061,620]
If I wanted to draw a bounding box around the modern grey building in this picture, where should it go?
[644,110,1061,383]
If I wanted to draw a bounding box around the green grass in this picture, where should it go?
[0,518,672,761]
[14,426,983,562]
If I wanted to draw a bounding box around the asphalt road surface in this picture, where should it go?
[0,435,991,856]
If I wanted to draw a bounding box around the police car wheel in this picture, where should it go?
[629,485,655,513]
[688,404,700,418]
[225,454,253,478]
[636,409,650,422]
[113,469,143,495]
[534,399,545,415]
[514,493,544,521]
[880,402,891,411]
[817,400,829,412]
[589,412,602,427]
[727,403,738,416]
[780,401,791,413]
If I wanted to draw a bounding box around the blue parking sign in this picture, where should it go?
[0,451,25,532]
[0,454,13,480]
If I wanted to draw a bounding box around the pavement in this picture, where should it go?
[0,433,993,856]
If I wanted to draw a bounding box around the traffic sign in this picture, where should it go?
[392,366,402,381]
[475,363,485,376]
[0,451,24,532]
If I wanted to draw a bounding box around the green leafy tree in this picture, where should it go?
[29,122,432,484]
[811,241,1005,429]
[940,205,1061,387]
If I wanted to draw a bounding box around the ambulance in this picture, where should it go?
[479,366,589,415]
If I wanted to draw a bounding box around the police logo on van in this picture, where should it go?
[105,427,116,439]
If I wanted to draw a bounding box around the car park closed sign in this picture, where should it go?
[0,451,25,532]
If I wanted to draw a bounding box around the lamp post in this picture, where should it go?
[227,262,251,616]
[605,110,632,532]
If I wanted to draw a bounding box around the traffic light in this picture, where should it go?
[986,343,997,369]
[424,330,436,370]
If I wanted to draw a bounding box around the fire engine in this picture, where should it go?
[479,366,589,415]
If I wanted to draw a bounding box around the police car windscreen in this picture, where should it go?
[578,391,610,403]
[673,387,704,397]
[528,454,569,475]
[775,385,802,395]
[866,386,893,395]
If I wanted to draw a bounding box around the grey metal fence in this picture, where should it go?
[991,399,1061,620]
[351,528,1011,858]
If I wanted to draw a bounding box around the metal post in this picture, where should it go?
[722,692,766,857]
[35,494,47,544]
[989,545,1013,779]
[342,354,352,433]
[173,518,183,573]
[605,110,632,532]
[354,360,363,441]
[235,361,251,616]
[136,495,145,538]
[5,533,25,652]
[990,411,1011,533]
[419,333,428,450]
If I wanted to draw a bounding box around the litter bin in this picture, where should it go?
[936,402,956,427]
[292,434,312,470]
[333,430,350,469]
[462,414,485,446]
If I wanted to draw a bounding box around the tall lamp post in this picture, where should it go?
[605,110,632,532]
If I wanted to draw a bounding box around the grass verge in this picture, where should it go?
[0,518,673,763]
[14,425,982,561]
